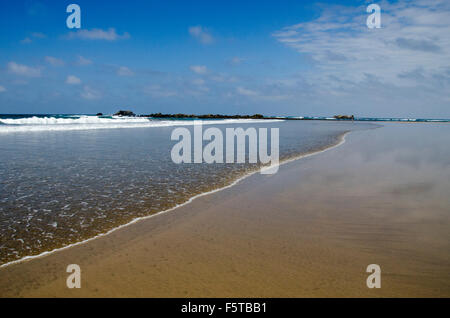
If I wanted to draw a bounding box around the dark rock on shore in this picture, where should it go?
[140,113,266,120]
[114,110,136,117]
[334,115,354,120]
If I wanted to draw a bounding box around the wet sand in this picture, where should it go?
[0,123,449,297]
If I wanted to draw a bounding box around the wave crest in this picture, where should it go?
[0,115,282,133]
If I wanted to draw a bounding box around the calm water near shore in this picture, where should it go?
[0,119,374,265]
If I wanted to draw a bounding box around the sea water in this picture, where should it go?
[0,115,374,265]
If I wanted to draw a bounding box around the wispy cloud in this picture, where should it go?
[190,78,209,93]
[81,86,101,99]
[20,38,32,44]
[192,78,205,86]
[66,75,81,85]
[8,62,41,77]
[20,32,46,44]
[0,85,6,93]
[395,37,441,53]
[31,32,46,39]
[209,73,238,83]
[188,26,213,44]
[228,57,245,66]
[190,65,208,74]
[272,0,450,87]
[117,66,134,76]
[76,56,92,66]
[45,56,64,66]
[236,86,258,96]
[236,86,289,102]
[67,28,130,41]
[260,1,450,116]
[144,84,177,98]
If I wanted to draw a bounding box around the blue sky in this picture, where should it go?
[0,0,449,117]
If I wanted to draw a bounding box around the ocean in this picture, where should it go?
[0,114,376,266]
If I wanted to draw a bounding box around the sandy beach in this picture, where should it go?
[0,123,449,297]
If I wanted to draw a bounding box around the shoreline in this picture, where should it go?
[0,130,352,269]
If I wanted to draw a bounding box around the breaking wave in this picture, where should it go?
[0,115,281,133]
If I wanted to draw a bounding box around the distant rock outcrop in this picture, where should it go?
[114,110,136,117]
[334,115,354,120]
[96,113,103,116]
[142,113,266,119]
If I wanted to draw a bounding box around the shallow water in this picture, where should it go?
[0,120,374,265]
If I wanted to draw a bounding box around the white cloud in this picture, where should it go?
[31,32,46,39]
[192,78,205,86]
[228,57,245,65]
[81,86,101,100]
[235,86,290,102]
[271,30,298,37]
[7,62,41,77]
[117,66,134,76]
[67,28,130,41]
[144,84,177,98]
[236,87,259,96]
[20,32,46,44]
[76,56,92,66]
[264,0,450,117]
[66,75,81,85]
[189,79,209,94]
[210,73,239,83]
[0,85,6,92]
[188,26,213,44]
[45,56,64,66]
[272,1,450,87]
[190,65,208,74]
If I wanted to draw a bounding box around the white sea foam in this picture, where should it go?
[0,116,282,133]
[0,116,150,125]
